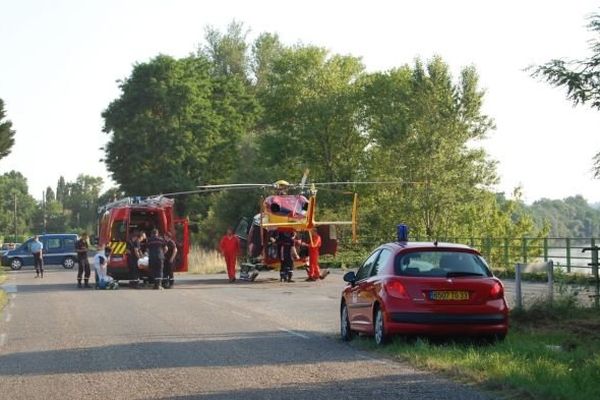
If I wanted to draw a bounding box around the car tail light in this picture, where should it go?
[489,280,504,299]
[386,280,408,299]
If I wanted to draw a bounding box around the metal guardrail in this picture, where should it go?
[338,236,600,273]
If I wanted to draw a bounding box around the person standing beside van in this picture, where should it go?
[147,229,167,290]
[31,235,44,278]
[76,232,91,288]
[162,232,177,289]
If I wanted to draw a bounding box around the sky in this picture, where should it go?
[1,0,599,204]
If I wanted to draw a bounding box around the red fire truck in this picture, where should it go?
[97,196,189,280]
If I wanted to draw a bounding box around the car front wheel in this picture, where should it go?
[62,256,75,269]
[10,258,23,270]
[374,307,388,346]
[340,303,354,341]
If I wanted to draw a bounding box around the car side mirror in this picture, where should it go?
[343,271,357,286]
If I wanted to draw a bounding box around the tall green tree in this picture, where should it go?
[62,174,104,232]
[0,98,16,160]
[359,58,497,239]
[257,46,368,184]
[532,13,600,178]
[0,171,37,237]
[202,21,250,80]
[56,176,67,204]
[102,54,260,212]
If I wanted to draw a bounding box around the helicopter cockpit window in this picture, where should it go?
[293,198,308,217]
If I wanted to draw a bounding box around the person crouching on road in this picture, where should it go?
[126,233,142,288]
[94,246,117,289]
[163,232,177,289]
[219,227,239,283]
[76,232,91,288]
[31,235,44,278]
[147,229,167,290]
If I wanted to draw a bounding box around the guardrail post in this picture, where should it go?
[583,243,599,309]
[543,238,549,262]
[503,238,509,270]
[515,263,523,310]
[566,238,571,273]
[547,260,554,306]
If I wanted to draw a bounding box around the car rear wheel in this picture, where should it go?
[62,256,75,269]
[10,258,23,270]
[340,303,354,341]
[374,307,388,346]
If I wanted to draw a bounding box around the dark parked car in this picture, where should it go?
[2,234,79,270]
[340,225,508,345]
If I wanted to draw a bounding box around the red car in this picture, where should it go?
[340,230,508,345]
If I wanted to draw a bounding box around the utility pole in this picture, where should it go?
[13,192,17,243]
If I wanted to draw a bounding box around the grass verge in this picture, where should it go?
[0,289,6,312]
[0,268,7,311]
[187,246,226,275]
[364,303,600,400]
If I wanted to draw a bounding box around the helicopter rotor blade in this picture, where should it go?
[160,184,271,197]
[310,180,423,187]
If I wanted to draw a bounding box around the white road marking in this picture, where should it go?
[278,328,310,339]
[0,333,6,347]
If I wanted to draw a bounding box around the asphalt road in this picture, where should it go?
[0,265,494,400]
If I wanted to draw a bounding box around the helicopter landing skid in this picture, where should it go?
[239,262,260,282]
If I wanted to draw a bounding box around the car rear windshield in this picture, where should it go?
[394,250,492,278]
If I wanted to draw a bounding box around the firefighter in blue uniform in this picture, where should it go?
[147,229,167,290]
[162,232,177,289]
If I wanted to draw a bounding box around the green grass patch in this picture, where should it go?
[365,304,600,400]
[0,269,6,311]
[0,289,6,312]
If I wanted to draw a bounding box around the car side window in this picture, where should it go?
[371,249,392,276]
[47,238,61,250]
[64,238,75,250]
[356,250,380,281]
[24,240,33,252]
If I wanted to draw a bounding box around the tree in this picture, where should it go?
[532,13,600,177]
[251,32,284,90]
[56,176,67,204]
[102,54,260,211]
[257,46,368,185]
[201,21,250,80]
[0,98,16,160]
[0,171,37,237]
[61,174,104,232]
[359,58,497,239]
[45,186,55,203]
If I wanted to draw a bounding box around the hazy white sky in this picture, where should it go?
[1,0,599,203]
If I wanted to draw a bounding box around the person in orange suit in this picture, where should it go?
[219,227,240,283]
[305,229,329,281]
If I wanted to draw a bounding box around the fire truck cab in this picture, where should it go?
[98,196,189,280]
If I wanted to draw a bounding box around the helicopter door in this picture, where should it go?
[234,217,250,240]
[317,225,338,256]
[173,218,189,272]
[234,217,250,257]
